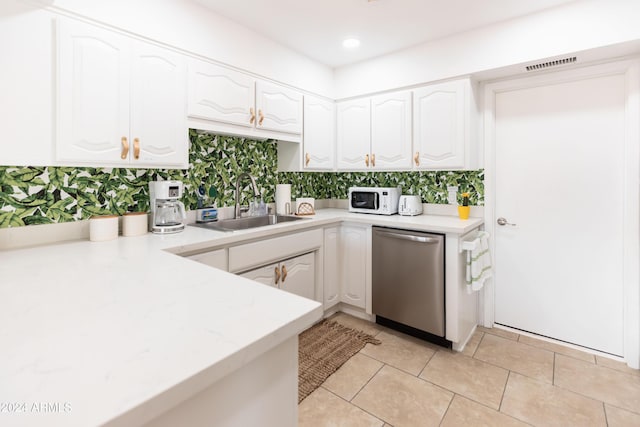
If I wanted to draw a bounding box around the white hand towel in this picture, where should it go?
[466,231,492,294]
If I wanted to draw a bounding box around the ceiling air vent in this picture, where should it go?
[526,56,577,72]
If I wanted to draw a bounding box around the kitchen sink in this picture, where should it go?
[189,214,306,232]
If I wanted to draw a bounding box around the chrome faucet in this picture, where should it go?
[234,173,260,218]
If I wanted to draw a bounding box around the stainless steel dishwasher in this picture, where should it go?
[372,226,449,347]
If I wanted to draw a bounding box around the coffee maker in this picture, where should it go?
[149,180,186,234]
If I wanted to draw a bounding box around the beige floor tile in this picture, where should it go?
[501,372,607,427]
[360,330,436,375]
[596,356,640,377]
[352,365,453,427]
[441,395,529,427]
[474,333,554,383]
[460,330,484,357]
[299,387,384,427]
[322,353,384,401]
[329,312,383,337]
[605,404,640,427]
[554,354,640,414]
[477,325,519,341]
[518,334,595,363]
[420,351,508,409]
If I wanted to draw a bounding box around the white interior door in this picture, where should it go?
[493,72,627,356]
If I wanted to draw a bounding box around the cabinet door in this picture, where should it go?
[57,19,130,163]
[340,224,371,309]
[187,249,228,271]
[255,81,302,134]
[336,99,371,171]
[280,253,315,300]
[187,59,255,128]
[323,227,340,309]
[131,41,187,167]
[303,96,335,170]
[371,91,413,170]
[413,80,466,169]
[239,263,278,288]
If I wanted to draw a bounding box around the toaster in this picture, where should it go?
[398,195,423,216]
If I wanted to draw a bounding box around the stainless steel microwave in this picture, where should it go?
[348,187,401,215]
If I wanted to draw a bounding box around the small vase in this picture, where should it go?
[457,206,470,220]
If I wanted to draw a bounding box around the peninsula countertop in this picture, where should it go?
[0,209,482,426]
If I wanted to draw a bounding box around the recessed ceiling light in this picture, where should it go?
[342,38,361,49]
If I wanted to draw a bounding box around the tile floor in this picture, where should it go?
[298,313,640,427]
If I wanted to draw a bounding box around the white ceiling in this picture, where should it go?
[194,0,578,68]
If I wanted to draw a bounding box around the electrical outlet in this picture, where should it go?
[447,186,458,205]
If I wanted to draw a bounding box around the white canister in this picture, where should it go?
[122,212,148,237]
[89,215,119,242]
[275,184,292,215]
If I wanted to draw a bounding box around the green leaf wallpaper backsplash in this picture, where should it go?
[0,130,483,228]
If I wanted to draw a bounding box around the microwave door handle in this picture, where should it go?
[375,193,380,210]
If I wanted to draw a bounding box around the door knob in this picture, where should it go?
[497,217,516,226]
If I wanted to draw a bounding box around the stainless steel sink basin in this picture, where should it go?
[189,214,306,232]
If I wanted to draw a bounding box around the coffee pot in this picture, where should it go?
[149,180,187,234]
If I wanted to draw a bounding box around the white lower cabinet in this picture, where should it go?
[323,227,341,309]
[239,253,315,300]
[229,228,322,301]
[340,223,371,311]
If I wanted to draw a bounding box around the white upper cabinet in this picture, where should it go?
[57,18,187,168]
[303,96,335,170]
[187,59,303,142]
[371,91,413,170]
[336,98,371,170]
[413,79,469,170]
[130,42,187,166]
[57,20,130,164]
[337,92,412,171]
[187,60,255,128]
[255,81,303,134]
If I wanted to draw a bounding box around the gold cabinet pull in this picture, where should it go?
[121,136,129,160]
[258,109,265,126]
[133,138,140,160]
[414,151,420,166]
[365,154,370,167]
[250,107,256,124]
[371,153,376,167]
[305,152,311,167]
[274,265,281,284]
[281,265,287,282]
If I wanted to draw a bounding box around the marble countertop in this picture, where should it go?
[0,209,482,426]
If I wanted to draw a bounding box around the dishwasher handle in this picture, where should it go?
[376,230,440,244]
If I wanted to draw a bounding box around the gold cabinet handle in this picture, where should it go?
[275,265,281,284]
[365,154,370,167]
[258,109,265,126]
[281,265,287,283]
[249,107,256,124]
[121,136,129,160]
[414,151,420,167]
[305,152,311,167]
[133,138,140,160]
[371,153,376,167]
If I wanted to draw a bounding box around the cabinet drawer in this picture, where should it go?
[187,248,228,271]
[228,229,322,273]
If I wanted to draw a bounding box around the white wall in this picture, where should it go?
[334,0,640,99]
